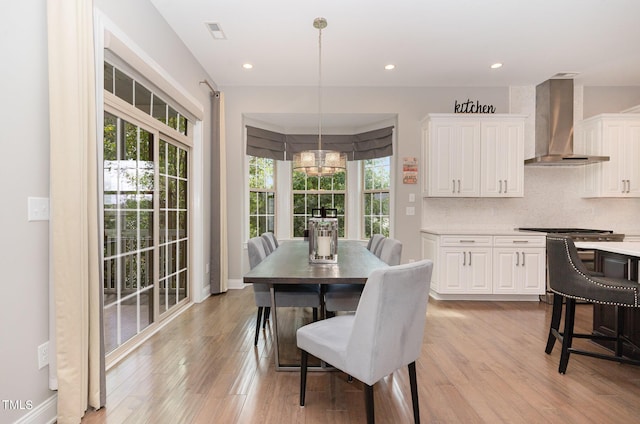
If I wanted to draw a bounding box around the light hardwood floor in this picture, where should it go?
[82,288,640,423]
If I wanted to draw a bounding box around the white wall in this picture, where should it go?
[0,1,53,422]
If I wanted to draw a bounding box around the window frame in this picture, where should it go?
[362,156,392,239]
[248,155,277,238]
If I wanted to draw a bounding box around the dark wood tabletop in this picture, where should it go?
[243,240,388,285]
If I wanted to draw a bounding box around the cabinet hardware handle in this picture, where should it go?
[457,179,461,193]
[452,179,456,194]
[499,180,503,193]
[459,240,476,243]
[468,251,472,266]
[627,179,631,193]
[522,252,526,266]
[516,252,520,266]
[505,180,508,193]
[462,251,466,266]
[512,240,529,244]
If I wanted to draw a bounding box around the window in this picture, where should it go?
[248,156,275,238]
[292,169,346,238]
[363,157,391,238]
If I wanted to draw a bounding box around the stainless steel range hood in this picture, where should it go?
[524,78,609,166]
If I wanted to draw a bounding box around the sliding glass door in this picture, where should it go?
[103,110,190,356]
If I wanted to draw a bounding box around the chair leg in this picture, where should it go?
[312,307,318,322]
[615,306,624,357]
[545,293,563,354]
[408,362,420,424]
[559,298,576,374]
[263,307,270,327]
[364,384,375,424]
[254,307,263,346]
[300,350,308,406]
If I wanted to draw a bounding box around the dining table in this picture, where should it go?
[243,239,388,371]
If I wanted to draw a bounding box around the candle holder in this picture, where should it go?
[308,207,338,264]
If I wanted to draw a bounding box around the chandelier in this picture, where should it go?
[292,17,347,177]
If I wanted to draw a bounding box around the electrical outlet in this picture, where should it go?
[38,341,49,369]
[28,197,50,221]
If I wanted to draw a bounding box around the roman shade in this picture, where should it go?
[246,125,394,161]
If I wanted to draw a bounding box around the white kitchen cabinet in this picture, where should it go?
[423,116,481,197]
[422,114,525,198]
[421,231,545,300]
[480,119,524,197]
[577,114,640,197]
[440,247,493,294]
[493,235,545,294]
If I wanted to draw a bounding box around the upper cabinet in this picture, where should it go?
[422,114,525,198]
[577,114,640,198]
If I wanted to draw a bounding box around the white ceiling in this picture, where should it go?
[150,0,640,89]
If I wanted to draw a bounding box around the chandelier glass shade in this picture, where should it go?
[292,17,347,177]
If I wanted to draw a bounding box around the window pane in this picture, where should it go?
[168,106,178,130]
[292,170,306,190]
[134,82,152,115]
[293,216,307,237]
[104,63,114,94]
[179,116,188,135]
[179,149,187,179]
[114,69,133,104]
[152,94,167,124]
[333,171,346,190]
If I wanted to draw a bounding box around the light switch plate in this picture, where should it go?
[409,193,415,203]
[28,197,50,221]
[406,206,415,216]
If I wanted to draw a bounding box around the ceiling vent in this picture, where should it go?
[206,22,226,40]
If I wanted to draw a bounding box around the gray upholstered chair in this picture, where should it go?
[378,237,403,266]
[298,260,433,424]
[247,237,321,345]
[367,234,385,252]
[261,232,278,253]
[324,238,402,313]
[372,236,386,257]
[545,235,640,373]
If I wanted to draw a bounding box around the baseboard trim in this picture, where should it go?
[227,278,246,290]
[12,393,57,424]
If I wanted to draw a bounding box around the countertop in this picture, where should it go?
[574,242,640,257]
[421,226,535,236]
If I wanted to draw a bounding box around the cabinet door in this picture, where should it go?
[627,122,640,196]
[601,121,627,196]
[439,248,491,293]
[519,248,545,294]
[481,120,524,197]
[493,248,545,294]
[493,248,519,293]
[427,120,480,197]
[466,248,493,294]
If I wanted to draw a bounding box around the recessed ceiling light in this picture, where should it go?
[205,22,226,40]
[490,63,503,69]
[242,63,253,70]
[384,64,395,70]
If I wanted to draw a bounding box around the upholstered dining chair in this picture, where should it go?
[545,235,640,373]
[247,237,321,345]
[378,237,403,266]
[261,232,278,253]
[367,234,385,252]
[324,238,403,314]
[298,260,433,424]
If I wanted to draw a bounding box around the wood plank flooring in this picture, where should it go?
[82,288,640,423]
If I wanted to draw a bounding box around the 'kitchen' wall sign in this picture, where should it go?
[454,99,496,114]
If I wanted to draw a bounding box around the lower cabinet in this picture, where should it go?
[592,250,640,359]
[421,232,545,300]
[493,247,545,295]
[440,247,492,294]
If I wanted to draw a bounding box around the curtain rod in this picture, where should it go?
[199,80,220,97]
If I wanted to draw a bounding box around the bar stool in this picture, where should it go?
[545,235,640,373]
